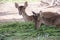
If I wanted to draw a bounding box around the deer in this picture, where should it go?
[15,2,33,21]
[15,2,41,29]
[32,11,60,29]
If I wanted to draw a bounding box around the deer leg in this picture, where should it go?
[34,21,37,29]
[34,21,39,29]
[34,20,42,29]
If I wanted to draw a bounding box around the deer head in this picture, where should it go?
[15,2,28,15]
[32,11,40,21]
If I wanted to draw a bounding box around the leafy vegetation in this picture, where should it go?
[0,22,60,40]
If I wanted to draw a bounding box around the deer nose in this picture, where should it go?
[19,11,22,15]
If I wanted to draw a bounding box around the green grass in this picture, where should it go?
[0,22,60,40]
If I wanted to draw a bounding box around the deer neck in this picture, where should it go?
[22,11,29,21]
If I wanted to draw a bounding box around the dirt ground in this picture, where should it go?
[0,2,60,23]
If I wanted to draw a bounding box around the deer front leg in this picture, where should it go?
[34,20,42,29]
[34,21,38,29]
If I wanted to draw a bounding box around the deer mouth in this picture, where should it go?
[19,11,22,15]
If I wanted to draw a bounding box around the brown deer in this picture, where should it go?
[15,2,33,21]
[32,11,60,29]
[15,2,41,29]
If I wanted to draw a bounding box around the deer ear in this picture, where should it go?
[24,1,28,7]
[39,11,42,13]
[15,2,19,8]
[32,11,36,15]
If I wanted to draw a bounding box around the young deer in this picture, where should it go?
[15,2,34,21]
[32,11,60,29]
[15,2,40,29]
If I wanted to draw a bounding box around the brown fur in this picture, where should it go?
[32,11,60,29]
[15,2,33,21]
[40,11,60,27]
[41,12,58,25]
